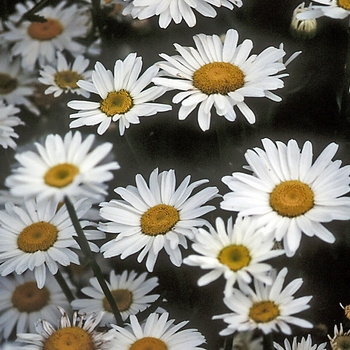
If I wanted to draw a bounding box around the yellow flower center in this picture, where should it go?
[192,62,245,95]
[100,90,133,117]
[102,289,133,312]
[54,71,82,90]
[338,0,350,10]
[141,204,180,236]
[334,335,350,349]
[0,73,18,95]
[249,300,280,323]
[218,245,251,271]
[43,327,95,350]
[270,180,314,217]
[12,281,50,312]
[44,163,79,188]
[130,337,168,350]
[17,222,58,253]
[27,18,63,41]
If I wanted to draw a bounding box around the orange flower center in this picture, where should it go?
[27,18,64,41]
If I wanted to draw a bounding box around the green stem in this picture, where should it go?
[263,332,274,350]
[64,196,123,326]
[340,24,350,119]
[16,0,51,25]
[54,269,74,303]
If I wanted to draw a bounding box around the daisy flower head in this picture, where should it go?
[274,334,327,350]
[71,270,160,325]
[5,130,120,202]
[0,270,71,339]
[297,0,350,20]
[99,168,219,272]
[110,312,206,349]
[328,324,350,350]
[38,51,92,98]
[16,307,111,350]
[0,197,104,288]
[123,0,242,28]
[152,28,291,131]
[2,1,89,70]
[183,216,284,296]
[213,267,313,335]
[290,3,318,40]
[67,53,171,136]
[221,138,350,257]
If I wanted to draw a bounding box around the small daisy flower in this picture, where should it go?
[274,334,327,350]
[99,168,219,272]
[5,131,120,202]
[0,197,104,288]
[38,51,92,98]
[123,0,242,28]
[67,53,171,135]
[0,51,39,115]
[183,216,284,296]
[2,1,89,70]
[297,0,350,20]
[16,307,111,350]
[213,267,313,335]
[0,102,24,150]
[221,138,350,257]
[153,28,292,131]
[290,3,318,40]
[71,270,160,325]
[110,312,206,349]
[328,324,350,350]
[0,270,71,339]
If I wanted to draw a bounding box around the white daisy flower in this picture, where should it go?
[0,197,104,288]
[1,1,89,70]
[221,138,350,257]
[152,28,292,131]
[297,0,350,20]
[99,168,219,272]
[5,131,120,202]
[0,51,39,115]
[71,270,160,325]
[67,53,171,136]
[183,216,284,296]
[274,334,327,350]
[213,267,313,335]
[290,3,318,40]
[328,324,350,350]
[0,102,24,150]
[110,312,206,349]
[38,51,92,98]
[16,307,112,350]
[0,270,71,339]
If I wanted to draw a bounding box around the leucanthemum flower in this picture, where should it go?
[221,138,350,257]
[213,267,313,335]
[183,216,284,296]
[297,0,350,20]
[5,131,120,202]
[0,102,23,150]
[153,28,292,131]
[71,270,160,325]
[274,334,327,350]
[123,0,242,28]
[1,1,89,70]
[110,312,206,349]
[290,3,318,40]
[0,197,104,288]
[38,51,92,98]
[16,307,112,350]
[99,168,219,272]
[0,270,71,339]
[67,53,171,135]
[328,324,350,350]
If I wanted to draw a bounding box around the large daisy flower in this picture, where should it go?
[110,312,206,349]
[213,267,313,335]
[152,28,291,131]
[274,334,327,350]
[99,168,219,272]
[0,197,104,288]
[0,102,23,150]
[1,1,89,70]
[183,216,284,296]
[0,270,71,339]
[38,51,92,98]
[5,131,120,202]
[297,0,350,20]
[221,138,350,257]
[16,307,112,350]
[67,53,171,136]
[71,270,160,325]
[123,0,242,28]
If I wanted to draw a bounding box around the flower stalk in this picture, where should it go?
[54,269,75,303]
